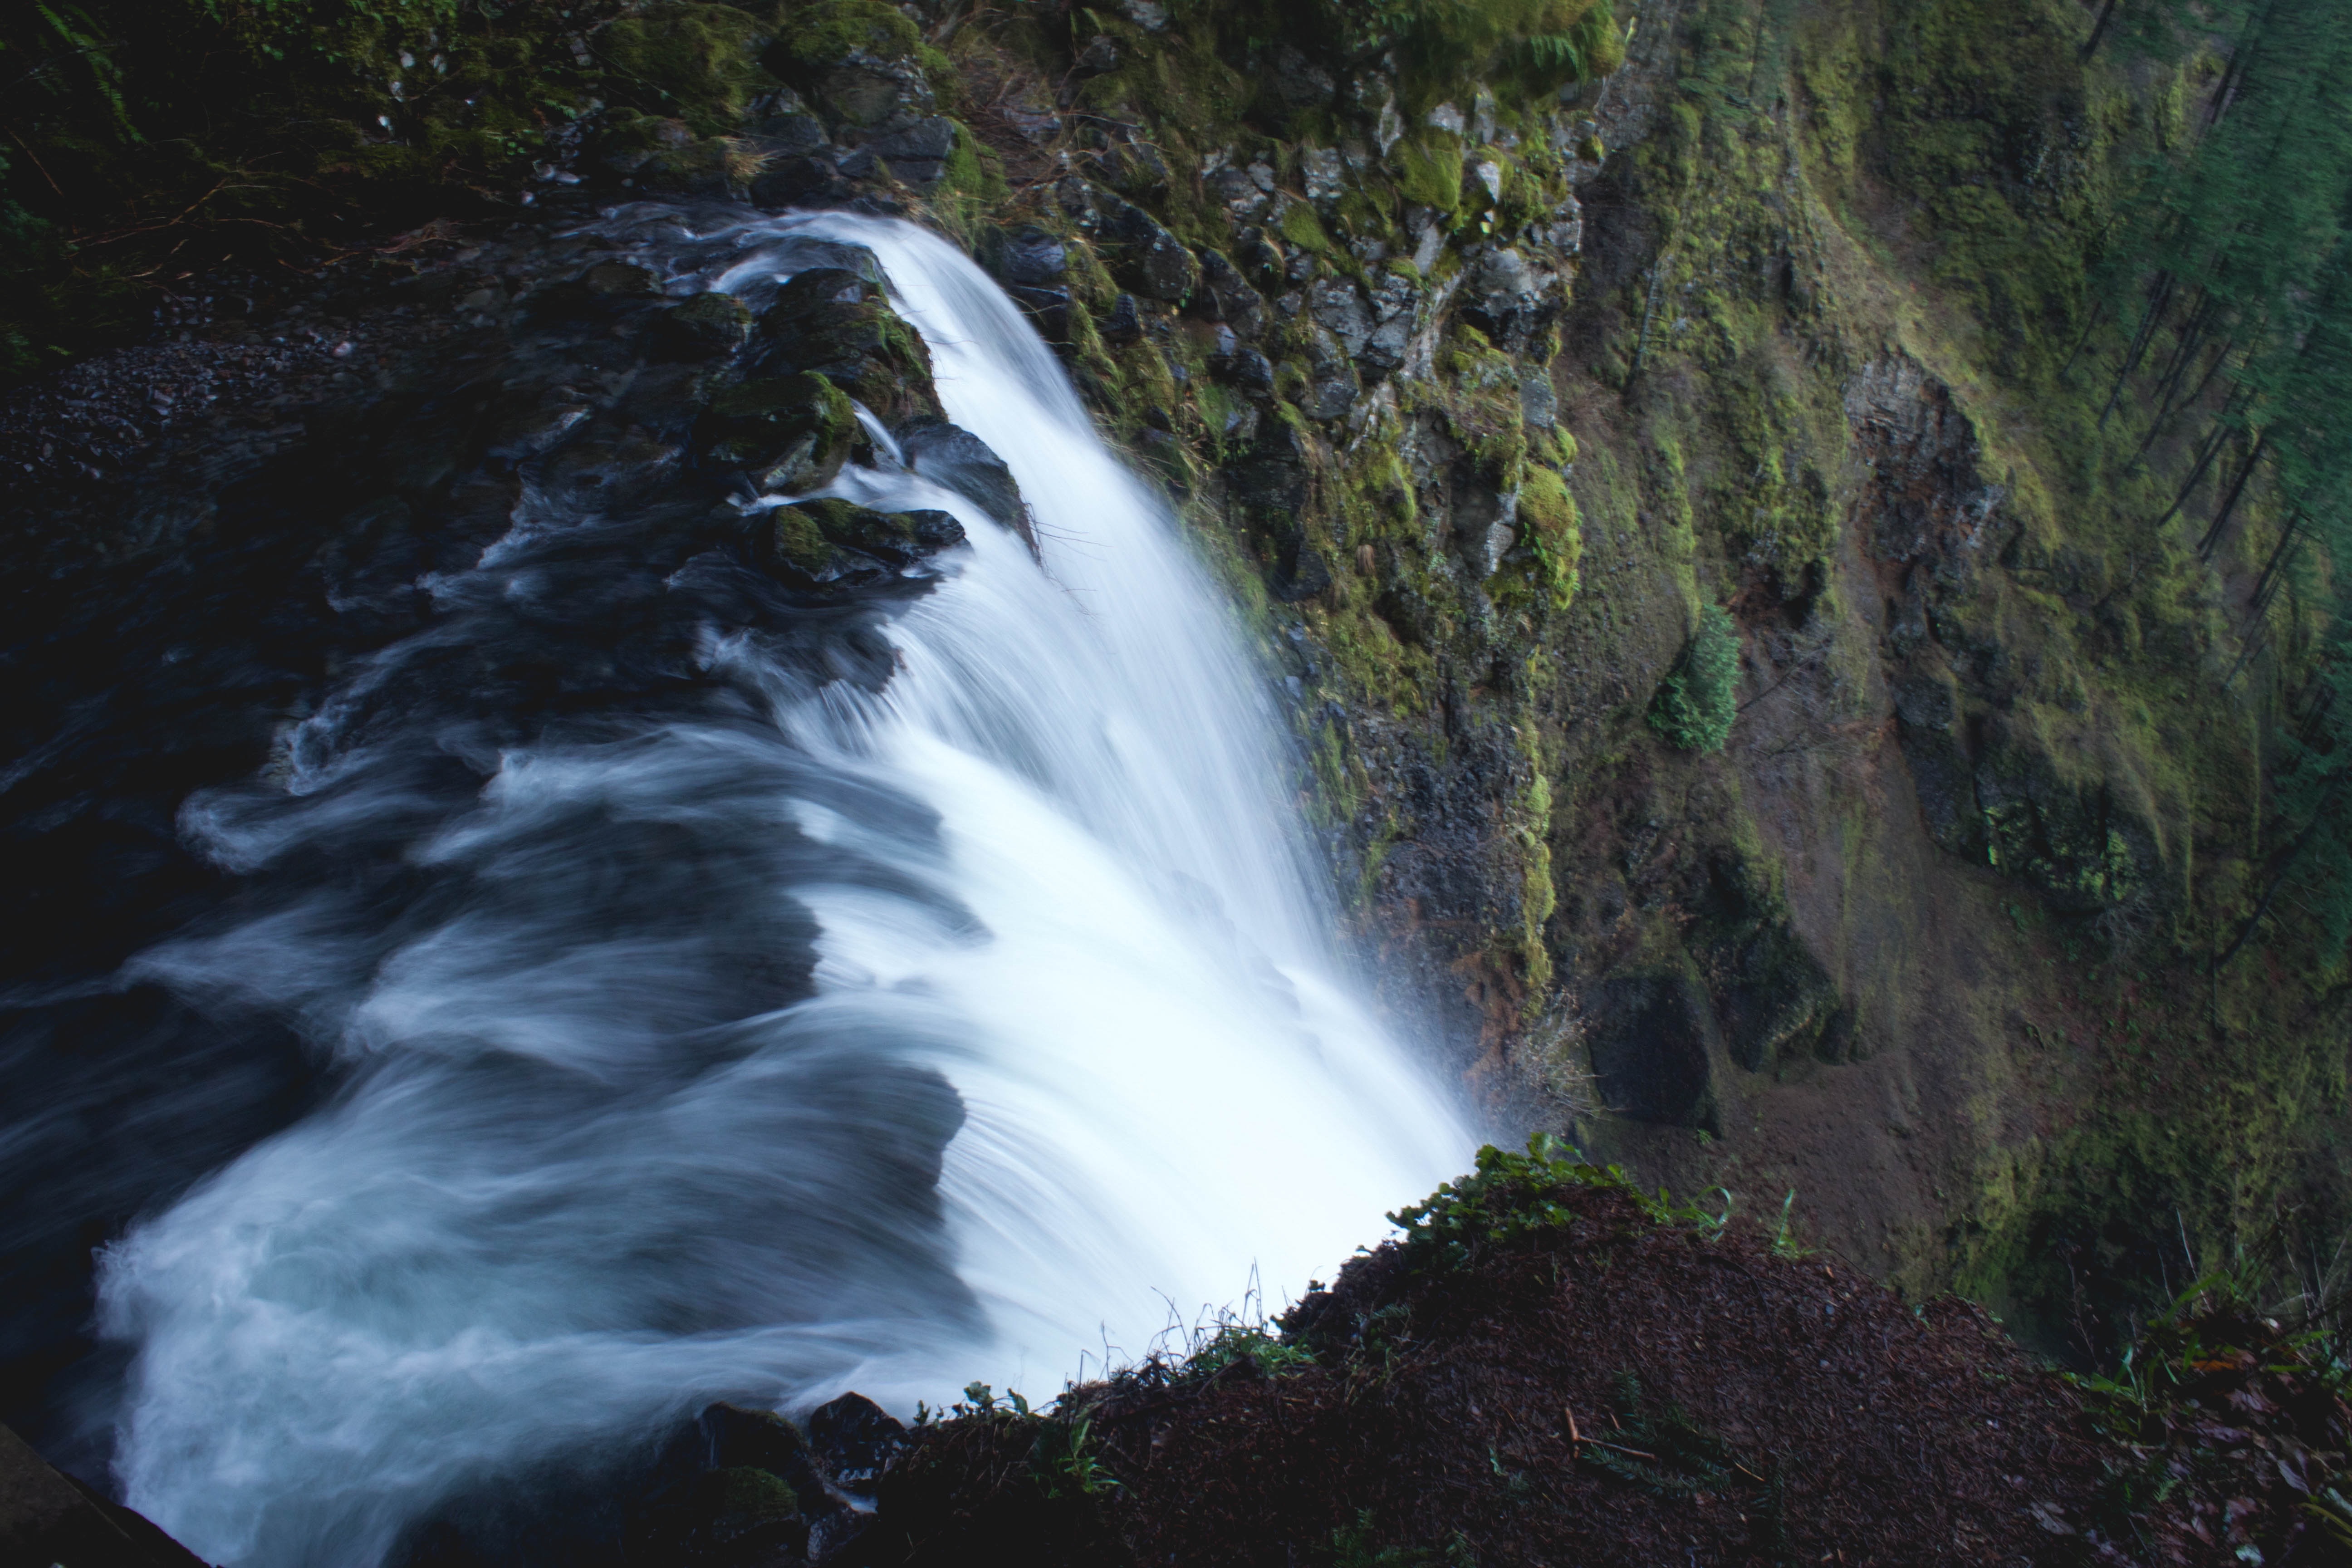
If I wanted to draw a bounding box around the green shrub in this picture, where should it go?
[1344,0,1622,110]
[1648,603,1740,752]
[1386,1133,1728,1275]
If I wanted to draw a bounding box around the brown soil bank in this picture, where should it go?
[842,1148,2352,1568]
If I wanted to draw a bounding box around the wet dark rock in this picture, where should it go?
[480,399,593,464]
[538,431,684,509]
[837,117,958,188]
[1210,346,1274,392]
[1688,857,1852,1070]
[1519,368,1558,429]
[1894,663,1980,859]
[592,114,742,197]
[1051,175,1103,230]
[1134,425,1190,493]
[529,260,662,320]
[690,1467,808,1560]
[1089,135,1171,196]
[653,293,757,362]
[698,372,860,494]
[703,1403,828,1497]
[1097,293,1143,344]
[750,90,834,157]
[1235,229,1288,290]
[1359,315,1412,376]
[1375,581,1436,646]
[1192,250,1265,337]
[1307,278,1373,358]
[1206,165,1268,220]
[978,225,1073,341]
[808,1393,909,1494]
[1459,245,1555,349]
[773,17,941,135]
[1269,531,1332,603]
[1303,377,1357,424]
[898,418,1034,548]
[980,224,1068,289]
[0,1421,207,1567]
[1074,32,1120,74]
[750,154,858,210]
[1303,327,1359,422]
[1265,42,1337,113]
[1006,285,1072,343]
[1228,421,1313,517]
[1094,192,1199,304]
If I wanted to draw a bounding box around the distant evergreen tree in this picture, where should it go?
[1649,605,1740,753]
[2093,0,2352,966]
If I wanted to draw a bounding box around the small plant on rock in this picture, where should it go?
[1034,1410,1120,1500]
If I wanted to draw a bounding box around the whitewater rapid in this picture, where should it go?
[94,211,1470,1565]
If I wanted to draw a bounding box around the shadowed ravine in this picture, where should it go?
[85,211,1469,1567]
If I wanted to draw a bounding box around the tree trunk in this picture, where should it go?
[2197,431,2270,559]
[2248,505,2307,613]
[2156,410,2238,529]
[2080,0,2123,60]
[2103,271,2178,426]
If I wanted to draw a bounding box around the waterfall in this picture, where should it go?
[93,210,1470,1567]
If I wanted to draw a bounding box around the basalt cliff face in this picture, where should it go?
[4,0,2346,1423]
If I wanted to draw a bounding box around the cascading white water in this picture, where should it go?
[95,211,1470,1567]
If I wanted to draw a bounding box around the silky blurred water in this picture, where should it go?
[94,211,1470,1566]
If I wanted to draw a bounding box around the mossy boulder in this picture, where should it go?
[598,3,777,136]
[766,0,941,133]
[1392,130,1467,215]
[751,500,965,585]
[805,499,964,563]
[1517,464,1582,609]
[696,372,858,492]
[751,268,940,422]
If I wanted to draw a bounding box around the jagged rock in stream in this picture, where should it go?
[898,418,1039,554]
[807,1394,910,1494]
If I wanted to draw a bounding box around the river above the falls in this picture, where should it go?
[72,209,1470,1566]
